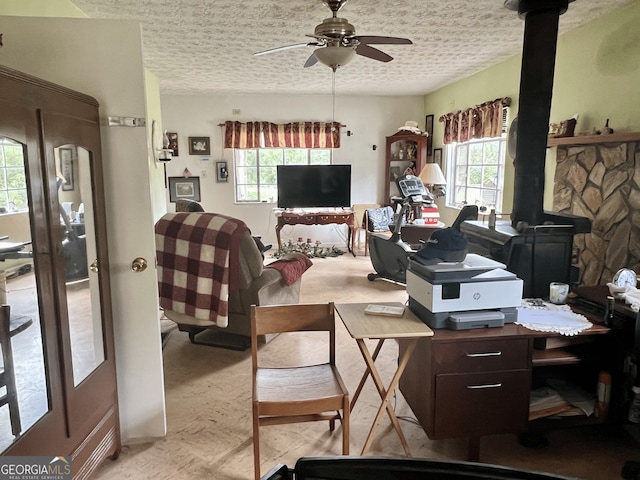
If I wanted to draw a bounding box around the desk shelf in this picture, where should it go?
[532,348,583,366]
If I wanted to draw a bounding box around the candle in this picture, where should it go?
[549,282,569,304]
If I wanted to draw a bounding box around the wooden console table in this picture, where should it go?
[275,211,356,256]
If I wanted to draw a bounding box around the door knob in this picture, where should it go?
[131,257,148,272]
[90,260,99,273]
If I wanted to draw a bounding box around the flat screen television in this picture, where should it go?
[277,164,351,209]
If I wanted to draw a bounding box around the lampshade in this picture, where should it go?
[419,163,446,186]
[314,46,357,70]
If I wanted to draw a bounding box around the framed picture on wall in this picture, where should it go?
[433,148,443,169]
[425,114,434,157]
[216,161,229,182]
[59,147,74,191]
[166,131,179,156]
[168,176,201,203]
[188,136,210,155]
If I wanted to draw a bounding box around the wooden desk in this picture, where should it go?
[399,311,611,461]
[398,223,444,248]
[276,211,356,256]
[335,302,434,456]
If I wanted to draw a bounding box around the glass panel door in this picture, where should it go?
[54,145,105,386]
[0,136,48,451]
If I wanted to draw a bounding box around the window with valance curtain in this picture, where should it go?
[223,120,341,149]
[438,97,511,144]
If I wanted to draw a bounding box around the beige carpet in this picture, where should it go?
[93,251,637,480]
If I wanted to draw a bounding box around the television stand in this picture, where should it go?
[275,210,356,257]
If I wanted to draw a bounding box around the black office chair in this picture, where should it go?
[451,204,479,231]
[260,457,582,480]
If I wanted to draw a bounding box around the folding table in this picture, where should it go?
[335,302,433,456]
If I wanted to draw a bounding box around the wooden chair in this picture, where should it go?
[0,304,25,437]
[251,303,350,480]
[363,207,394,256]
[351,203,380,253]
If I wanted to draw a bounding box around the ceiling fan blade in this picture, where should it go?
[355,43,393,63]
[355,36,413,46]
[304,53,319,68]
[254,42,318,57]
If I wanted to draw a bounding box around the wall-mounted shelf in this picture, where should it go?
[547,131,640,147]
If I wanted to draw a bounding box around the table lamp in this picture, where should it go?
[418,163,447,224]
[418,163,447,194]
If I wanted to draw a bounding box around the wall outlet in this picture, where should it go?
[201,170,207,178]
[232,108,241,115]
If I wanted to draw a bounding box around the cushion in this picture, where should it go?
[366,206,395,232]
[266,253,313,286]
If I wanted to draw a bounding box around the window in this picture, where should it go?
[0,137,28,212]
[234,148,331,203]
[444,104,509,213]
[445,135,506,212]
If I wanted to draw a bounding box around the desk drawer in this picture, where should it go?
[281,215,317,225]
[433,338,529,373]
[316,214,350,224]
[432,369,530,438]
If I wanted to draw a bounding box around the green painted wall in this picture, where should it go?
[0,0,85,17]
[425,1,640,225]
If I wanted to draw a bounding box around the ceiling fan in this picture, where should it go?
[254,0,413,71]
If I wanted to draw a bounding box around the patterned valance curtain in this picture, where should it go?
[223,121,341,149]
[439,97,511,144]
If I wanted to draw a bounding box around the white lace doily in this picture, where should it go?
[516,299,592,336]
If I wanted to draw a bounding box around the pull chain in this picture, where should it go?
[332,70,336,127]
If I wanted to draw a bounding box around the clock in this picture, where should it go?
[613,268,638,288]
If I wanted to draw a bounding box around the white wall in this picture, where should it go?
[161,93,424,246]
[0,15,167,443]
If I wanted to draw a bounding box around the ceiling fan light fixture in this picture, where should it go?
[314,46,357,70]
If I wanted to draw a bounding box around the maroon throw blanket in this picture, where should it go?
[266,253,313,286]
[155,212,249,327]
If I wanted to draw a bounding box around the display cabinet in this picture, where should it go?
[384,131,427,204]
[0,65,119,479]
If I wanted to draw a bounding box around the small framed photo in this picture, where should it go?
[216,161,229,182]
[425,114,434,157]
[188,136,210,155]
[168,176,201,203]
[166,131,179,156]
[59,147,74,191]
[433,148,443,169]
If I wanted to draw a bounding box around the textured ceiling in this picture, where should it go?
[69,0,633,96]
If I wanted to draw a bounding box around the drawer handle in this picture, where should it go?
[467,383,503,390]
[465,351,502,357]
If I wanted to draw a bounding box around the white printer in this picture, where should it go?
[406,253,523,330]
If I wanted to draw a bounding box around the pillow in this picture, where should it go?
[266,252,313,286]
[366,206,404,232]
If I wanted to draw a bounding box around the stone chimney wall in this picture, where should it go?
[553,141,640,286]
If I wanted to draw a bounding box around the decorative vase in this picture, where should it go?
[602,119,614,135]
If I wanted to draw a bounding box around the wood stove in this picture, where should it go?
[461,0,591,298]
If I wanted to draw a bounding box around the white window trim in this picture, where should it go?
[444,135,507,213]
[233,148,332,203]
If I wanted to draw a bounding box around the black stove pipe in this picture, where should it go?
[507,0,570,228]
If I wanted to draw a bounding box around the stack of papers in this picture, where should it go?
[364,304,405,317]
[529,378,596,421]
